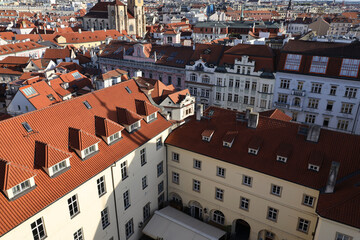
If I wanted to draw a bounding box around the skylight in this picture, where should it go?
[284,54,302,71]
[83,101,92,109]
[125,86,132,93]
[340,58,360,77]
[22,122,33,132]
[309,56,328,74]
[22,86,37,97]
[72,72,82,79]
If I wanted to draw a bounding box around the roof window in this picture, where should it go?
[83,100,92,109]
[22,122,33,132]
[125,86,132,93]
[201,129,214,142]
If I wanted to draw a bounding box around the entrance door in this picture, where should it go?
[191,206,202,220]
[235,219,250,240]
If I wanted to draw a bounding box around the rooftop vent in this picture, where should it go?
[324,161,340,194]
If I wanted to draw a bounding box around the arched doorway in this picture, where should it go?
[189,200,203,220]
[233,219,251,240]
[169,192,182,210]
[258,229,276,240]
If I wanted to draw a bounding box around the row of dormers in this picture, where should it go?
[0,99,159,201]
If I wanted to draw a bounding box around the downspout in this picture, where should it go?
[165,142,169,203]
[111,163,121,240]
[351,101,360,134]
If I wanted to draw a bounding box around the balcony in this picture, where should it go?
[291,89,306,97]
[289,104,303,111]
[274,102,289,109]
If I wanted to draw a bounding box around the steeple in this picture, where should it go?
[287,0,292,10]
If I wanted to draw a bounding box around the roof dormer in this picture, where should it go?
[201,129,214,142]
[95,116,124,145]
[248,136,263,155]
[0,160,36,200]
[116,107,142,133]
[34,141,72,178]
[308,151,323,172]
[68,127,100,160]
[276,142,292,163]
[223,131,237,148]
[135,99,159,123]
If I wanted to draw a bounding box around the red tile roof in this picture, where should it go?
[259,109,292,122]
[34,141,72,169]
[69,127,101,151]
[95,116,124,137]
[0,160,36,190]
[135,99,159,116]
[116,107,143,125]
[0,80,171,236]
[0,56,30,65]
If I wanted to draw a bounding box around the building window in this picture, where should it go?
[101,207,110,230]
[240,197,249,210]
[177,77,181,86]
[250,97,255,106]
[336,233,353,240]
[109,132,120,143]
[337,119,349,130]
[284,54,302,71]
[156,137,163,150]
[52,160,67,175]
[158,181,164,194]
[172,172,179,184]
[344,87,357,98]
[190,73,197,82]
[202,75,210,84]
[251,82,257,91]
[193,179,200,192]
[168,76,172,84]
[235,79,240,88]
[297,218,310,233]
[123,190,130,210]
[270,184,282,197]
[216,92,221,100]
[97,176,106,197]
[311,83,322,94]
[341,103,354,114]
[326,101,333,111]
[83,144,96,157]
[278,94,288,103]
[215,188,224,201]
[12,179,31,196]
[193,159,201,170]
[267,207,278,221]
[276,155,287,163]
[303,195,315,207]
[216,167,225,178]
[157,161,163,177]
[73,228,83,240]
[130,121,140,132]
[125,219,134,239]
[140,148,146,166]
[243,96,249,104]
[242,175,252,187]
[143,203,151,222]
[323,117,330,127]
[121,161,128,180]
[330,85,337,95]
[234,94,239,103]
[340,58,360,77]
[262,84,269,93]
[297,81,304,90]
[158,192,165,206]
[31,218,46,240]
[227,93,232,102]
[305,114,316,124]
[212,210,225,225]
[228,78,234,87]
[142,176,148,190]
[309,56,329,74]
[308,98,319,109]
[245,81,250,89]
[68,195,79,218]
[217,78,223,86]
[309,164,320,172]
[172,152,179,162]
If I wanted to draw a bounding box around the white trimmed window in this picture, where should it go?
[101,207,110,229]
[303,195,315,207]
[172,152,179,162]
[83,144,96,157]
[311,83,322,93]
[284,54,302,71]
[156,137,162,150]
[12,179,31,196]
[52,160,67,175]
[309,56,328,74]
[97,176,106,197]
[212,210,225,225]
[123,190,130,210]
[31,218,46,240]
[73,228,83,240]
[125,219,134,239]
[148,112,156,122]
[271,184,282,197]
[242,175,252,187]
[121,161,128,180]
[278,93,288,103]
[143,203,151,222]
[190,73,197,82]
[109,132,120,143]
[240,197,249,210]
[248,148,258,155]
[142,176,148,190]
[341,103,353,114]
[216,167,225,178]
[340,58,360,77]
[140,148,146,166]
[308,98,319,109]
[336,233,353,240]
[172,172,179,184]
[158,181,164,194]
[280,79,290,89]
[305,114,316,124]
[193,179,200,192]
[308,164,320,172]
[215,188,224,201]
[157,161,163,177]
[130,121,140,132]
[297,218,310,233]
[276,155,287,163]
[267,207,278,221]
[193,159,201,170]
[68,195,79,218]
[344,87,357,98]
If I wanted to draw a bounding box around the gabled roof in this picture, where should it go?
[166,89,190,104]
[0,56,30,65]
[116,107,143,125]
[102,68,127,81]
[43,48,72,60]
[0,160,36,191]
[69,127,101,151]
[95,116,124,137]
[34,141,72,169]
[135,99,159,116]
[259,109,292,122]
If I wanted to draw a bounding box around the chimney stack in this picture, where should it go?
[134,70,142,77]
[325,161,340,193]
[196,104,203,121]
[78,28,82,33]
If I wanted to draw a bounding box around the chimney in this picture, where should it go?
[78,28,82,33]
[104,28,106,32]
[195,104,203,121]
[247,112,259,129]
[91,28,94,32]
[134,70,142,77]
[324,161,340,193]
[306,125,321,142]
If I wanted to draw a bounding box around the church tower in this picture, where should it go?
[128,0,146,37]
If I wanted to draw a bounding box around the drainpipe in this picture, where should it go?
[351,101,360,134]
[111,163,121,240]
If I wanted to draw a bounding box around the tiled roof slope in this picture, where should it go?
[0,79,171,236]
[165,106,360,228]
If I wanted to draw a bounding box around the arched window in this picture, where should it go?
[212,210,225,225]
[202,75,210,84]
[293,97,301,107]
[190,73,197,82]
[129,25,134,32]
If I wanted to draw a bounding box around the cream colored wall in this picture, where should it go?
[1,126,171,240]
[59,40,104,49]
[314,217,360,240]
[167,145,319,240]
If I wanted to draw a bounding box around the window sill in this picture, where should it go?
[70,211,80,219]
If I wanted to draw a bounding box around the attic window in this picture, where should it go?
[47,94,55,101]
[248,148,258,155]
[202,130,214,142]
[22,122,33,132]
[276,155,287,163]
[72,72,82,79]
[84,145,96,157]
[83,101,92,109]
[308,164,319,172]
[52,160,67,175]
[125,86,132,93]
[130,121,140,132]
[109,132,120,143]
[12,179,31,196]
[223,142,232,148]
[148,112,157,122]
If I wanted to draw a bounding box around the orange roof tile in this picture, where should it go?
[34,141,72,169]
[69,128,101,150]
[0,160,36,190]
[135,99,159,116]
[95,116,124,137]
[116,107,143,125]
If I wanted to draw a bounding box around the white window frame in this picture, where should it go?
[309,56,329,74]
[303,194,315,207]
[142,176,148,190]
[12,179,31,196]
[336,232,353,240]
[212,210,225,225]
[97,176,106,197]
[297,218,310,233]
[267,207,278,222]
[270,184,282,197]
[123,190,130,210]
[172,152,179,162]
[68,195,80,218]
[240,197,249,210]
[101,207,110,229]
[216,166,225,178]
[172,172,179,184]
[248,148,258,155]
[215,187,224,201]
[51,160,67,175]
[125,218,134,239]
[157,161,163,177]
[73,228,83,240]
[193,159,201,170]
[242,175,252,187]
[284,54,302,71]
[83,144,96,157]
[308,164,320,172]
[109,131,120,143]
[276,155,287,163]
[121,161,128,180]
[143,203,151,222]
[130,121,140,132]
[340,58,360,77]
[140,148,146,166]
[31,218,46,240]
[193,179,200,192]
[156,137,162,150]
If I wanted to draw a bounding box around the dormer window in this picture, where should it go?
[308,164,320,172]
[248,148,258,155]
[147,112,157,123]
[276,155,287,163]
[202,130,214,142]
[51,160,67,175]
[109,132,121,143]
[130,121,141,132]
[12,179,31,196]
[223,141,232,148]
[83,144,97,157]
